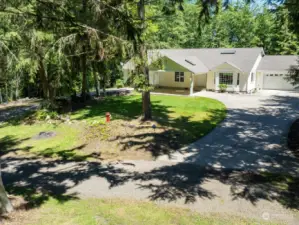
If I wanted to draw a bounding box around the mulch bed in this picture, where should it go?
[288,118,299,157]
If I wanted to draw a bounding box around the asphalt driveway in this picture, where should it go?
[158,90,299,175]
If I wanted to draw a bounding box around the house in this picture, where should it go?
[122,48,298,94]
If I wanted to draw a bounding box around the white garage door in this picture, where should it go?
[263,73,295,90]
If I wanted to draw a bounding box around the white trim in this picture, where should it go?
[190,73,194,95]
[247,53,263,92]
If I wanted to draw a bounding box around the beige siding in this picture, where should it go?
[149,57,207,89]
[194,74,207,87]
[206,71,215,90]
[155,71,192,88]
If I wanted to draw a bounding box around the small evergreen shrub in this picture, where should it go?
[35,109,59,120]
[219,84,228,93]
[116,79,124,88]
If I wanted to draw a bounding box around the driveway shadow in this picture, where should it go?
[180,94,299,176]
[2,156,298,215]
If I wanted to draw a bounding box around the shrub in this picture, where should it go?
[116,79,124,88]
[35,109,59,120]
[218,84,228,93]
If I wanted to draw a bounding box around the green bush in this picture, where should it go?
[116,79,124,88]
[218,84,228,93]
[35,109,59,120]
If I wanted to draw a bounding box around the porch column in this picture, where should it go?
[190,73,194,95]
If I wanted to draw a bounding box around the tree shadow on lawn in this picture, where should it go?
[0,136,33,157]
[0,136,92,161]
[72,95,226,159]
[117,109,226,159]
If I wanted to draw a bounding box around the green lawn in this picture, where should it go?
[0,94,226,160]
[72,94,226,145]
[7,198,274,225]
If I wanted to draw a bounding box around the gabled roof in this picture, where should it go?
[164,54,209,74]
[210,61,243,72]
[258,55,298,71]
[123,48,264,74]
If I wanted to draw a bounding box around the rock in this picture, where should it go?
[32,131,57,140]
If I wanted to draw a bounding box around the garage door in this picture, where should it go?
[263,74,295,90]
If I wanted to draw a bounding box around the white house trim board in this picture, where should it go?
[190,73,194,95]
[247,53,263,93]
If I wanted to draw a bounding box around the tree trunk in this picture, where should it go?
[71,58,78,97]
[0,89,2,103]
[5,83,8,102]
[142,91,151,120]
[15,74,19,100]
[138,0,152,120]
[38,59,49,99]
[0,166,13,214]
[81,46,87,102]
[92,63,100,97]
[103,73,106,97]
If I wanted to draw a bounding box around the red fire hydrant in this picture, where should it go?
[106,112,111,122]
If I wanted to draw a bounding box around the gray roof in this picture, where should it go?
[258,55,298,71]
[123,48,264,74]
[163,54,209,74]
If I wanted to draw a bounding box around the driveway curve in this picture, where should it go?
[158,90,299,175]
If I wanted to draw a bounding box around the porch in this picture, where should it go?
[149,70,207,95]
[151,87,206,96]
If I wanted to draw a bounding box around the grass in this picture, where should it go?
[72,94,226,145]
[0,123,85,160]
[0,94,226,160]
[4,198,275,225]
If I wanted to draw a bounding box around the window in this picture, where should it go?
[219,73,233,85]
[251,72,254,82]
[175,72,184,82]
[237,73,240,85]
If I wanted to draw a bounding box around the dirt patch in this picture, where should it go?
[80,118,181,161]
[288,118,299,157]
[32,131,57,140]
[0,195,38,225]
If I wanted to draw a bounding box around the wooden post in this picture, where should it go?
[190,73,194,95]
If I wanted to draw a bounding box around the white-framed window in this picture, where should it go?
[219,72,233,85]
[175,72,184,82]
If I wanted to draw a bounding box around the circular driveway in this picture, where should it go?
[158,90,299,175]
